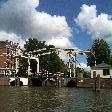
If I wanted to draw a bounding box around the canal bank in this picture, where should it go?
[1,76,112,89]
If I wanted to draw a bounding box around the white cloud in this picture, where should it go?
[0,31,20,42]
[58,51,68,61]
[75,4,112,40]
[0,0,73,48]
[0,31,25,48]
[46,37,74,48]
[77,62,91,71]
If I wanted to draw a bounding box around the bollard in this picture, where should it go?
[17,77,20,86]
[15,77,17,86]
[15,76,20,86]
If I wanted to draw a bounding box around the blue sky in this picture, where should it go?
[36,0,112,65]
[0,0,112,68]
[37,0,112,49]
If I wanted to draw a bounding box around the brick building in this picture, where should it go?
[0,40,19,76]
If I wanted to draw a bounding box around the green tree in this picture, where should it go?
[39,52,67,73]
[24,38,46,52]
[23,38,67,74]
[87,38,111,67]
[76,67,91,78]
[109,55,112,66]
[17,58,28,77]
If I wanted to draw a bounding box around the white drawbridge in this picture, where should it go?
[14,47,94,77]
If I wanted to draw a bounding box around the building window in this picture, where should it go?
[103,69,110,75]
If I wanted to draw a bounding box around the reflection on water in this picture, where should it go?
[0,87,112,112]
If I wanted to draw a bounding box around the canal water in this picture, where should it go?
[0,87,112,112]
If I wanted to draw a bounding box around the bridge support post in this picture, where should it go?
[15,77,20,86]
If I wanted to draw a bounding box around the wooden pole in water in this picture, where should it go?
[93,73,97,91]
[97,74,100,92]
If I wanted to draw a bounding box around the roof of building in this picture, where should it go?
[91,62,112,69]
[0,41,18,48]
[0,41,6,48]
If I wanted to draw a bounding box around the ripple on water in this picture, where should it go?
[0,87,112,112]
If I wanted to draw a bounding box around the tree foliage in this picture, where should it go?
[39,52,67,73]
[87,38,111,67]
[24,38,46,52]
[17,58,28,77]
[23,38,67,74]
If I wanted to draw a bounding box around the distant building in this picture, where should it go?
[91,62,112,78]
[0,40,20,76]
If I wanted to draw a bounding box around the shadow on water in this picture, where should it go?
[31,78,42,86]
[67,80,77,87]
[10,80,23,86]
